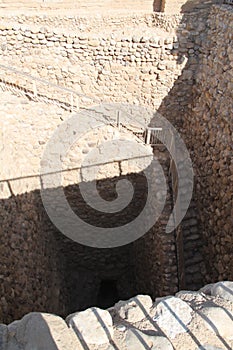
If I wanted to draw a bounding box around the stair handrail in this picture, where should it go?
[0,63,100,104]
[0,63,151,133]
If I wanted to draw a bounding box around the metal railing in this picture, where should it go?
[169,148,186,290]
[0,63,148,135]
[0,66,185,287]
[145,126,185,289]
[145,127,173,149]
[0,63,100,112]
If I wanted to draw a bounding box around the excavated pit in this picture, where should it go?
[0,0,232,325]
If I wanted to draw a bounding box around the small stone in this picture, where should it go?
[125,329,173,350]
[66,307,113,345]
[200,283,224,295]
[66,44,73,49]
[116,324,126,332]
[89,40,99,47]
[132,36,139,43]
[115,295,153,323]
[38,33,45,40]
[78,34,87,40]
[16,34,23,41]
[158,63,166,70]
[140,36,149,43]
[175,291,207,304]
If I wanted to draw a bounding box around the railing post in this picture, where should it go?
[145,128,151,144]
[33,81,37,97]
[117,110,121,129]
[70,92,74,113]
[170,132,186,291]
[76,96,79,111]
[0,63,99,113]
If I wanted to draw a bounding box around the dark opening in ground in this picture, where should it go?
[97,280,119,309]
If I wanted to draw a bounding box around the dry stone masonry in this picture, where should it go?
[0,0,232,344]
[0,281,233,350]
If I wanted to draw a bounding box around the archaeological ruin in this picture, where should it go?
[0,0,232,348]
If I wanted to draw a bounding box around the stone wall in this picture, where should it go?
[0,14,186,110]
[0,0,155,12]
[158,3,232,287]
[0,90,178,323]
[0,8,197,323]
[0,1,232,325]
[133,146,179,297]
[0,12,182,32]
[161,0,220,14]
[183,4,233,283]
[0,0,222,14]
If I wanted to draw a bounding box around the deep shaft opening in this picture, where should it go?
[97,279,119,309]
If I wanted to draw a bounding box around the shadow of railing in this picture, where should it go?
[70,318,90,350]
[214,283,233,298]
[92,308,120,350]
[112,295,233,350]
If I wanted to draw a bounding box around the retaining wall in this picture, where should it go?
[0,2,232,324]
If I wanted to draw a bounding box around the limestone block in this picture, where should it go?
[175,291,208,305]
[125,329,173,350]
[66,307,113,346]
[115,295,153,323]
[211,281,233,303]
[7,312,81,350]
[153,296,193,338]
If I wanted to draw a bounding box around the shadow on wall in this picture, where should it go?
[156,0,233,285]
[180,0,221,12]
[153,0,220,13]
[1,0,232,329]
[0,161,169,323]
[0,120,182,325]
[0,176,136,323]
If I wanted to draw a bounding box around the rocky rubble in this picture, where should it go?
[0,281,233,350]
